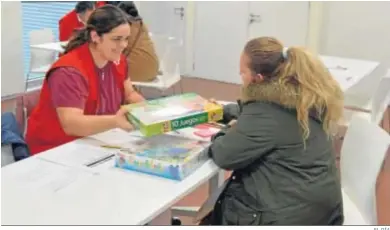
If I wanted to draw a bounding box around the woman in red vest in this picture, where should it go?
[26,5,145,155]
[59,1,96,42]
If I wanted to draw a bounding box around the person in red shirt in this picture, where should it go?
[97,1,121,7]
[96,1,106,7]
[27,5,145,155]
[59,1,96,41]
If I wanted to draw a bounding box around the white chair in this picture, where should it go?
[340,116,390,225]
[149,33,169,62]
[133,41,183,96]
[343,76,390,125]
[28,28,56,79]
[1,145,15,167]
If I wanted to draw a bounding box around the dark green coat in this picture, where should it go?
[205,81,343,225]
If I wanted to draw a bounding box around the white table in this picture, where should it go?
[1,158,221,225]
[30,41,67,53]
[1,128,224,225]
[320,55,380,92]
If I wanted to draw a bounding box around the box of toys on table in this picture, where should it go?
[114,134,210,181]
[122,93,223,137]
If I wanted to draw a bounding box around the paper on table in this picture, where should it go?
[37,143,118,168]
[89,128,143,145]
[2,158,93,193]
[328,69,356,91]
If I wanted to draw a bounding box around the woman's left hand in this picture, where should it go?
[208,98,219,104]
[228,119,237,127]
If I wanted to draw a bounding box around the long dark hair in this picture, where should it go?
[117,1,142,21]
[118,1,143,56]
[64,5,129,54]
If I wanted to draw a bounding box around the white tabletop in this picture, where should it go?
[320,55,380,92]
[1,128,223,225]
[2,158,220,225]
[30,41,67,53]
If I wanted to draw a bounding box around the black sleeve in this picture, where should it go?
[208,111,276,170]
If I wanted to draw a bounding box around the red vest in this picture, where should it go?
[26,43,127,155]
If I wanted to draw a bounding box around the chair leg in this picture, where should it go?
[134,86,142,95]
[179,79,184,94]
[171,217,182,225]
[172,84,176,95]
[160,88,168,98]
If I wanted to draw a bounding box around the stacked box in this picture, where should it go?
[114,134,210,181]
[122,93,223,137]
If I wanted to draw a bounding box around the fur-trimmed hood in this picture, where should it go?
[241,79,300,109]
[240,79,324,123]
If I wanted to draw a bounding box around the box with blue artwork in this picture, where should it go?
[114,134,210,181]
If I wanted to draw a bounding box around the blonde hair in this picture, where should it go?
[244,37,344,139]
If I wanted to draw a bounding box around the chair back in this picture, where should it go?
[29,28,56,71]
[371,77,390,124]
[150,33,170,61]
[159,43,182,87]
[15,88,41,136]
[340,116,390,224]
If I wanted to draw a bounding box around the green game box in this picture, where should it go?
[122,93,223,137]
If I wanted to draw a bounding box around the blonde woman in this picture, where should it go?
[203,37,344,225]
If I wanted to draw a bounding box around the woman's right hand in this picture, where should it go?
[208,98,220,105]
[114,107,134,132]
[228,119,237,127]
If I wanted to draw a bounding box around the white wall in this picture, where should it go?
[1,1,25,97]
[320,2,390,67]
[2,1,389,97]
[189,1,390,84]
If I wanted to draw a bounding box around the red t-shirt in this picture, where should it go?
[48,62,128,115]
[59,10,84,42]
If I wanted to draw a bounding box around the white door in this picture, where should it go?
[192,2,249,84]
[139,1,187,73]
[248,1,310,47]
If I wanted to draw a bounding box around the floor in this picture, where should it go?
[1,76,389,225]
[140,76,390,225]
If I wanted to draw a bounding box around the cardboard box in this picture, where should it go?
[123,93,223,137]
[114,134,210,181]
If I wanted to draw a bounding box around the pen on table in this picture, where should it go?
[206,122,226,129]
[173,130,182,135]
[100,144,123,149]
[85,154,115,167]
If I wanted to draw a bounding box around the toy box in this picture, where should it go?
[122,93,223,137]
[114,134,210,181]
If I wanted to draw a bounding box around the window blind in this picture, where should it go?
[21,1,77,79]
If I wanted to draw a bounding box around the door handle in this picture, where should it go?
[174,7,185,20]
[249,13,261,24]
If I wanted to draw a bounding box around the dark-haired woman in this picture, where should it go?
[118,1,159,82]
[26,5,145,155]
